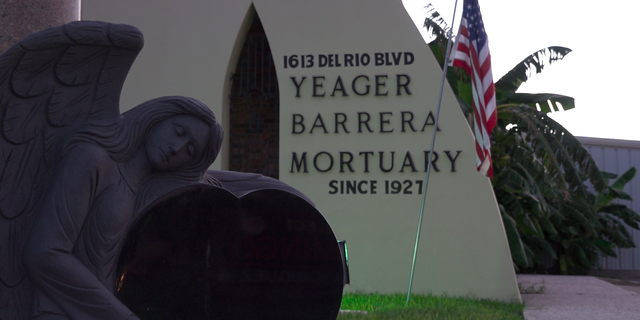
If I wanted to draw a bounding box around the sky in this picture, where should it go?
[402,0,640,141]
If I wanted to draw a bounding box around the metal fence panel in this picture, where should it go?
[578,137,640,270]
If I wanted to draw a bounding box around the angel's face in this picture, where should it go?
[145,115,210,172]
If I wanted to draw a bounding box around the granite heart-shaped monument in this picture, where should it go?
[116,186,344,320]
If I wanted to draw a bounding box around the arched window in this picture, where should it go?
[229,15,279,178]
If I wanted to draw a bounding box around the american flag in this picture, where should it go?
[450,0,496,178]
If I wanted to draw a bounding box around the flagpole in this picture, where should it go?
[406,0,460,304]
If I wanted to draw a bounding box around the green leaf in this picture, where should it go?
[611,167,636,190]
[502,210,532,267]
[610,188,632,201]
[495,46,572,93]
[599,204,640,229]
[569,226,578,235]
[596,168,636,209]
[538,239,557,259]
[593,238,617,257]
[423,4,451,41]
[559,256,568,273]
[502,93,575,112]
[456,78,473,110]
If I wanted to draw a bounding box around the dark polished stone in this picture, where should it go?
[116,185,344,320]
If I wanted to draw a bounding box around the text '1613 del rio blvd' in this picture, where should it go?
[283,52,414,69]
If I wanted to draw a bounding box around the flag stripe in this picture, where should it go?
[449,0,496,177]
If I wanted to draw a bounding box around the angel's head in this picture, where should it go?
[122,96,224,178]
[62,96,223,180]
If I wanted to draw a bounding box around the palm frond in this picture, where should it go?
[501,105,608,193]
[495,46,572,93]
[501,92,575,112]
[423,4,451,41]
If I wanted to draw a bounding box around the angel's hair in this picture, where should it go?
[62,96,224,180]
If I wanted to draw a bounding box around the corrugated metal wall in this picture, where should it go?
[577,137,640,270]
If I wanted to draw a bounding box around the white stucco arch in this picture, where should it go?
[83,0,520,302]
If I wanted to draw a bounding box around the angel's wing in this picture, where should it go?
[0,21,143,319]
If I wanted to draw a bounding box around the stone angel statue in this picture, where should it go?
[0,21,223,320]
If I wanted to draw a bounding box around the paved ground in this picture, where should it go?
[518,273,640,320]
[590,269,640,295]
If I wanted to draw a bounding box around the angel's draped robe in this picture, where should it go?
[24,143,140,320]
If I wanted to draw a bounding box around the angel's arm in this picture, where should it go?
[23,145,140,320]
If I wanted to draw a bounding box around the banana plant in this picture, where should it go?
[424,4,640,274]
